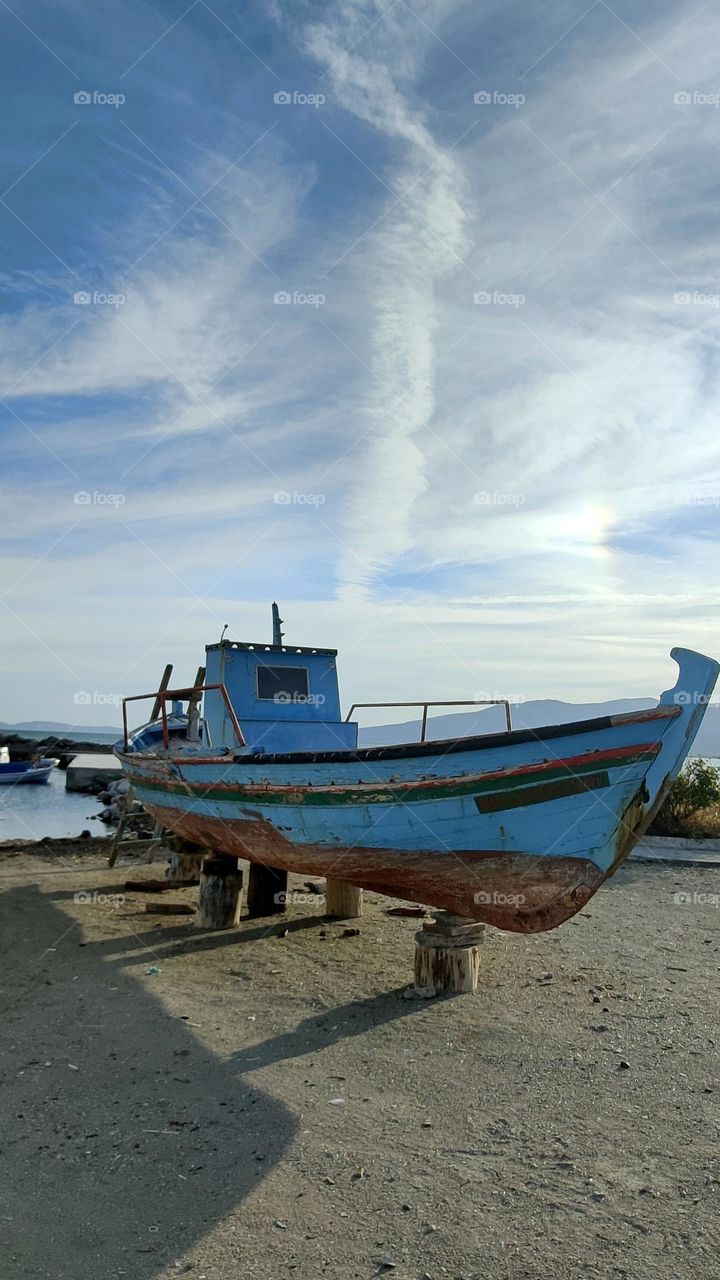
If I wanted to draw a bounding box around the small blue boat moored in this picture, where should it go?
[116,608,719,933]
[0,757,55,786]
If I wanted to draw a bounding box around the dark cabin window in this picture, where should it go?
[257,665,310,702]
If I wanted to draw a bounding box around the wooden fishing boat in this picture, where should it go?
[116,611,718,932]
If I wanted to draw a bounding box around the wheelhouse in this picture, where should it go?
[202,639,358,754]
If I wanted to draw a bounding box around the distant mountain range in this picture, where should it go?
[358,698,720,757]
[0,719,121,735]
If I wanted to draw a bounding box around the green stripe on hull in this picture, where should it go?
[475,770,609,813]
[129,747,657,808]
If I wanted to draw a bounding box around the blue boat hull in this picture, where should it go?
[0,761,54,785]
[117,648,718,932]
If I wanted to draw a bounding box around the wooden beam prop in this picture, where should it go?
[325,878,363,919]
[196,855,243,929]
[413,913,485,996]
[186,664,206,741]
[107,785,135,868]
[150,664,173,722]
[246,863,288,918]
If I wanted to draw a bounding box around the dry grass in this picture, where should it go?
[681,803,720,839]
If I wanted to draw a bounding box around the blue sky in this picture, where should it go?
[1,0,719,726]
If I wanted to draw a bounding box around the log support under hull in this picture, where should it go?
[325,878,363,919]
[166,836,205,883]
[196,855,243,929]
[246,863,288,918]
[412,913,486,996]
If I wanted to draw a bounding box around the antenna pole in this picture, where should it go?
[271,601,284,646]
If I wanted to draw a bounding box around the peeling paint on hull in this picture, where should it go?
[144,803,601,932]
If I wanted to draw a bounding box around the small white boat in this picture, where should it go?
[0,757,55,785]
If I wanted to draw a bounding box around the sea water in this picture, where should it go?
[0,767,105,841]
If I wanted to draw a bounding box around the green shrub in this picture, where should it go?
[650,758,720,836]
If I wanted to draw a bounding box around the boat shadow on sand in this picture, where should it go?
[0,885,299,1280]
[0,885,426,1279]
[61,904,426,1066]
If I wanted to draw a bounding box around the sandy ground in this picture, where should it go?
[1,843,719,1280]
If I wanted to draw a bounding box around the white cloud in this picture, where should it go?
[304,0,469,591]
[3,0,720,721]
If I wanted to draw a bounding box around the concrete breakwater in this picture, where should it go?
[65,753,123,793]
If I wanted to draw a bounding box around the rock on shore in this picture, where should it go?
[0,732,115,766]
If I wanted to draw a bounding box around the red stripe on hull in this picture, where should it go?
[125,739,661,801]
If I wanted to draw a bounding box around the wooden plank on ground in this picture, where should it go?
[124,879,200,892]
[144,902,196,915]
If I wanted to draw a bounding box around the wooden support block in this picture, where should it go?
[412,912,485,997]
[246,863,288,918]
[166,836,206,883]
[325,878,363,919]
[166,850,204,882]
[196,856,243,930]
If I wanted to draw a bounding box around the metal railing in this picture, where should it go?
[122,683,245,752]
[345,699,513,743]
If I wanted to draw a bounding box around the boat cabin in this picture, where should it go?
[121,605,517,757]
[203,638,358,754]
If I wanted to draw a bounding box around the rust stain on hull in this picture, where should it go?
[145,803,601,934]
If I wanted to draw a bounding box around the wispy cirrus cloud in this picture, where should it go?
[2,0,720,723]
